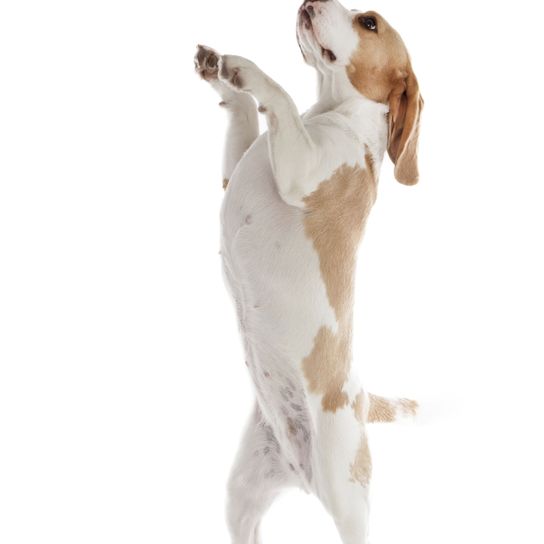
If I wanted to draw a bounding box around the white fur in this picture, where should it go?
[197,2,393,543]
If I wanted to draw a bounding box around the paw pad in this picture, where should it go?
[194,45,220,81]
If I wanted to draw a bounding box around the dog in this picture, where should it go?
[195,1,422,542]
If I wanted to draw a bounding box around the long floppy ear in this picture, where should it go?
[387,67,423,185]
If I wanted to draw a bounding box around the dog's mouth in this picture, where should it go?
[299,7,337,63]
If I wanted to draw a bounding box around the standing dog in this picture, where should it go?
[195,1,422,542]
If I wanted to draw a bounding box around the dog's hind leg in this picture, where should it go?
[312,408,372,544]
[226,404,297,544]
[194,45,259,190]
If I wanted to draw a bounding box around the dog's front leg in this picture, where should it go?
[218,55,318,206]
[195,46,259,190]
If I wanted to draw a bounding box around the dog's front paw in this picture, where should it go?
[194,44,221,81]
[218,55,261,93]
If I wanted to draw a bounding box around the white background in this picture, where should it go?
[1,0,543,542]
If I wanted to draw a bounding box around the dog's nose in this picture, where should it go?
[303,0,329,18]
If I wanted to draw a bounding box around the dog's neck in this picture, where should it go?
[306,69,389,162]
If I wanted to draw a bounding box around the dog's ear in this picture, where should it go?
[387,66,423,185]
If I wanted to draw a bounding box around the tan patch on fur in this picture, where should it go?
[303,157,376,320]
[350,436,372,487]
[301,156,376,412]
[367,394,419,423]
[398,397,418,417]
[302,325,351,412]
[347,12,423,185]
[222,178,229,190]
[347,12,410,105]
[351,391,365,423]
[368,394,396,422]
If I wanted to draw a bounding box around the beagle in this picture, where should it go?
[195,1,422,542]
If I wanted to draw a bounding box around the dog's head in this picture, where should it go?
[297,0,423,185]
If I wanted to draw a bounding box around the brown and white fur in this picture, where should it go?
[194,1,423,542]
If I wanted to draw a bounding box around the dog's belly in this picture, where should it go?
[221,134,336,372]
[220,135,337,484]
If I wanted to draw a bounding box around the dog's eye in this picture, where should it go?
[359,16,377,32]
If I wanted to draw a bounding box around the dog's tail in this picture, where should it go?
[367,393,418,423]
